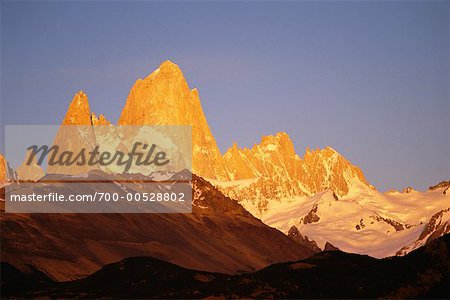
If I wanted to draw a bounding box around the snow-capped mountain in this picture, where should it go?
[216,133,370,218]
[262,183,450,258]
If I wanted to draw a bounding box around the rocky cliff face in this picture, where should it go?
[47,91,98,175]
[288,226,321,252]
[397,208,450,255]
[47,91,113,175]
[223,133,368,196]
[0,153,6,182]
[62,91,93,126]
[429,180,450,193]
[118,60,229,180]
[219,132,369,217]
[299,146,368,196]
[52,61,370,214]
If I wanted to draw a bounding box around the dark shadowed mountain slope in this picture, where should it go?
[2,234,449,299]
[0,172,315,281]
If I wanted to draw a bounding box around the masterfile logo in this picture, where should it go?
[4,125,192,213]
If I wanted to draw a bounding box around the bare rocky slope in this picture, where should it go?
[0,173,315,281]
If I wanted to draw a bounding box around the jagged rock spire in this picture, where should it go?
[0,153,6,182]
[118,60,229,180]
[62,91,92,125]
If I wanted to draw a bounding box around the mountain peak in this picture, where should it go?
[319,147,341,159]
[62,91,92,125]
[324,146,337,153]
[91,113,111,126]
[0,152,6,182]
[75,90,87,98]
[259,132,295,154]
[143,60,184,82]
[159,59,179,70]
[261,131,291,142]
[402,186,415,194]
[118,61,229,180]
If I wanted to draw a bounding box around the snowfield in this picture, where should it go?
[264,185,449,257]
[215,178,450,258]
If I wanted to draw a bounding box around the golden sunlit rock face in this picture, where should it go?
[118,60,229,180]
[62,91,111,126]
[91,113,111,126]
[55,61,369,210]
[62,91,93,126]
[48,91,105,175]
[300,146,368,195]
[220,132,369,216]
[0,153,6,181]
[223,133,369,196]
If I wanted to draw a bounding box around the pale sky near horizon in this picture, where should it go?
[1,1,449,191]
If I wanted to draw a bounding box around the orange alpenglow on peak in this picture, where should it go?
[222,131,369,209]
[224,132,297,180]
[63,91,92,125]
[62,91,110,126]
[50,91,111,175]
[159,60,183,73]
[259,132,296,155]
[118,60,229,180]
[91,113,111,126]
[0,153,6,182]
[133,60,185,89]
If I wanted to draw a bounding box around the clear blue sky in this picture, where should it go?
[1,1,449,191]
